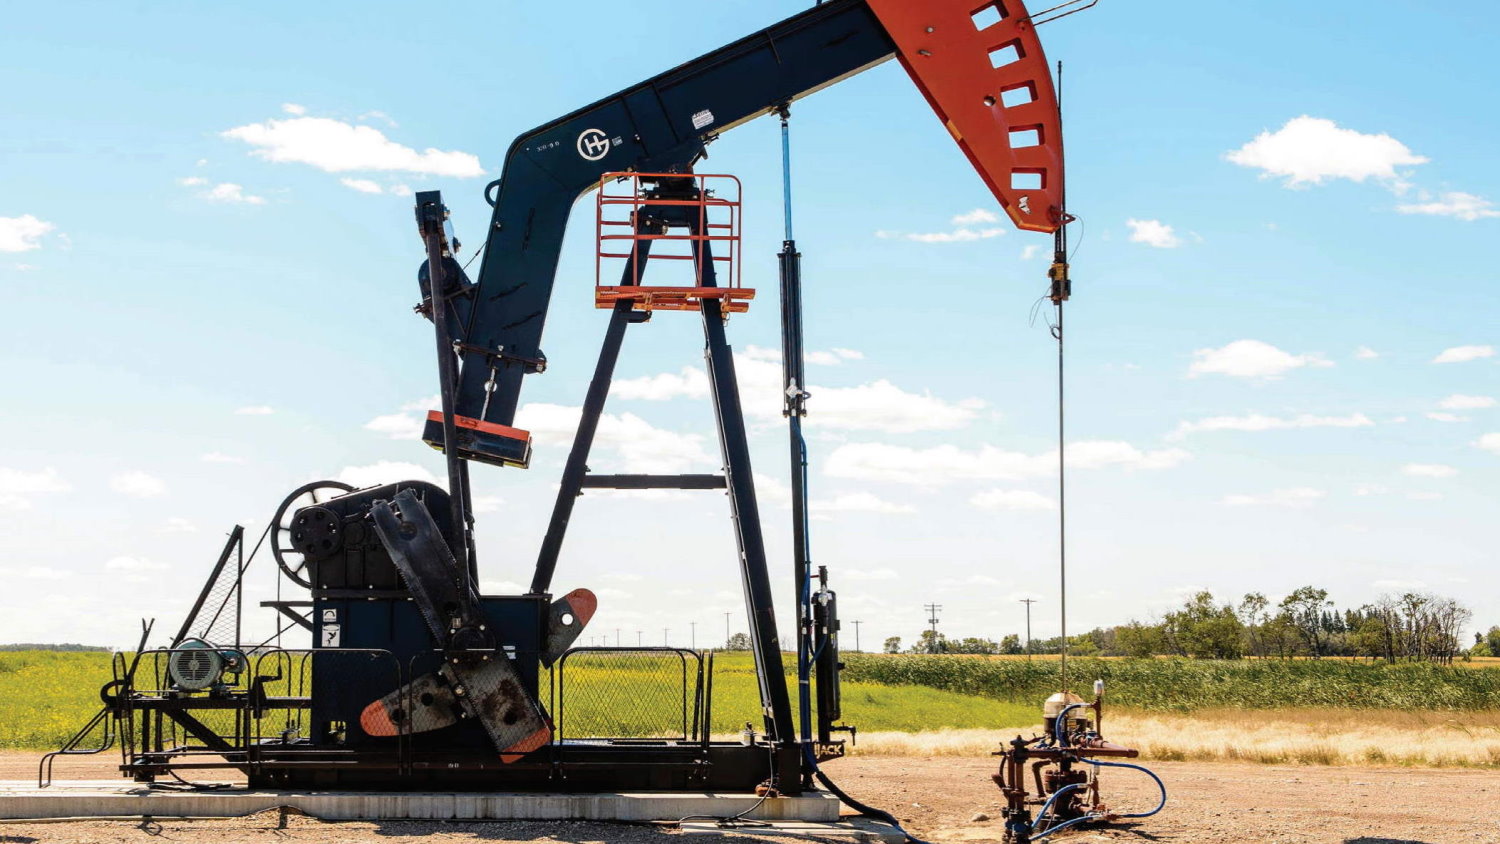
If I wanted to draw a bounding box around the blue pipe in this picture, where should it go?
[1081,759,1167,818]
[1054,702,1089,746]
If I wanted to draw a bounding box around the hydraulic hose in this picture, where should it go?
[1082,759,1167,818]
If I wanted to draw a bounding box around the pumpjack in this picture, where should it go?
[50,0,1115,807]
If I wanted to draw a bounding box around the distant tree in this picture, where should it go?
[1000,634,1023,655]
[909,630,949,654]
[1487,627,1500,658]
[951,637,1001,654]
[1238,592,1270,658]
[1116,621,1164,659]
[882,636,902,654]
[1164,591,1243,659]
[725,632,752,651]
[1280,586,1333,658]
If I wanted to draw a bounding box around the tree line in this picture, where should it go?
[881,588,1494,664]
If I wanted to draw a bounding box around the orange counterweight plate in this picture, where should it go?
[867,0,1064,233]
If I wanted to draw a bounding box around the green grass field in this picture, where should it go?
[5,649,1499,752]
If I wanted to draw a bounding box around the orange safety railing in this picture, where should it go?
[595,172,753,314]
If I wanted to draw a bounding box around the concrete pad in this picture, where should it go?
[680,819,905,843]
[0,781,840,822]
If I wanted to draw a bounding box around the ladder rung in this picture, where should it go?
[580,474,728,490]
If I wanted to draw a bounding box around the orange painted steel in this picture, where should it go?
[595,171,752,313]
[866,0,1065,233]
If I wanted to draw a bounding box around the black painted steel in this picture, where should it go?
[578,474,727,490]
[437,0,895,460]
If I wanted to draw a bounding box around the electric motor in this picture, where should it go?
[168,638,244,692]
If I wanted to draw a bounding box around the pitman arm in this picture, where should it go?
[421,0,1064,469]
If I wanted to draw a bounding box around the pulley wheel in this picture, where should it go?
[271,480,355,589]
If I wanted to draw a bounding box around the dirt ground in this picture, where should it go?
[3,751,1496,844]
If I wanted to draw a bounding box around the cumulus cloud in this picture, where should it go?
[809,493,916,514]
[365,411,427,440]
[201,452,247,464]
[1188,339,1332,379]
[841,567,899,581]
[189,182,267,205]
[1426,412,1467,423]
[1476,432,1500,455]
[234,405,275,415]
[613,367,709,401]
[825,440,1189,486]
[0,466,70,509]
[876,208,1005,242]
[1222,487,1325,508]
[336,460,440,488]
[1440,394,1495,410]
[969,489,1057,511]
[160,517,197,534]
[222,114,484,177]
[1020,244,1041,260]
[1354,346,1380,360]
[515,403,714,474]
[1126,218,1182,248]
[281,103,307,116]
[803,380,985,433]
[340,177,385,194]
[1432,345,1494,364]
[0,215,56,252]
[105,555,169,572]
[1170,412,1373,439]
[1402,463,1457,478]
[110,471,166,498]
[1226,116,1427,188]
[1396,191,1499,221]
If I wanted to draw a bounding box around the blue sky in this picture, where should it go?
[1,1,1496,650]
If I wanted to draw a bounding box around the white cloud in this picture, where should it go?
[1426,412,1467,423]
[472,495,504,513]
[0,215,56,252]
[201,452,247,464]
[480,579,526,594]
[1353,484,1388,497]
[1439,394,1496,410]
[952,208,1000,226]
[1188,339,1332,379]
[365,411,427,439]
[336,460,440,488]
[203,182,266,205]
[1403,463,1457,478]
[1170,412,1373,439]
[1475,433,1500,455]
[1222,487,1325,508]
[0,565,67,581]
[1396,191,1500,221]
[613,367,709,401]
[1020,244,1041,261]
[805,351,841,366]
[222,114,484,177]
[110,471,166,498]
[105,555,168,573]
[831,348,864,361]
[1406,491,1444,501]
[340,177,384,194]
[826,440,1189,486]
[805,380,985,433]
[1374,579,1428,592]
[1125,218,1182,248]
[1432,345,1494,364]
[969,489,1057,511]
[841,567,899,581]
[177,176,208,187]
[392,185,414,197]
[234,405,275,415]
[1354,346,1379,360]
[810,493,916,514]
[876,209,1005,243]
[516,403,713,473]
[160,517,197,534]
[0,466,70,509]
[1225,116,1427,188]
[281,103,307,116]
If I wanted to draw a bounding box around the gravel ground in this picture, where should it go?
[4,752,1496,843]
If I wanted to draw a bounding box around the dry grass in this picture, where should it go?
[847,708,1500,768]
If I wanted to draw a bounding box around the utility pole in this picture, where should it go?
[637,630,643,646]
[615,628,621,647]
[924,603,942,653]
[663,627,670,646]
[690,621,697,650]
[724,612,731,647]
[852,620,862,653]
[1020,598,1038,661]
